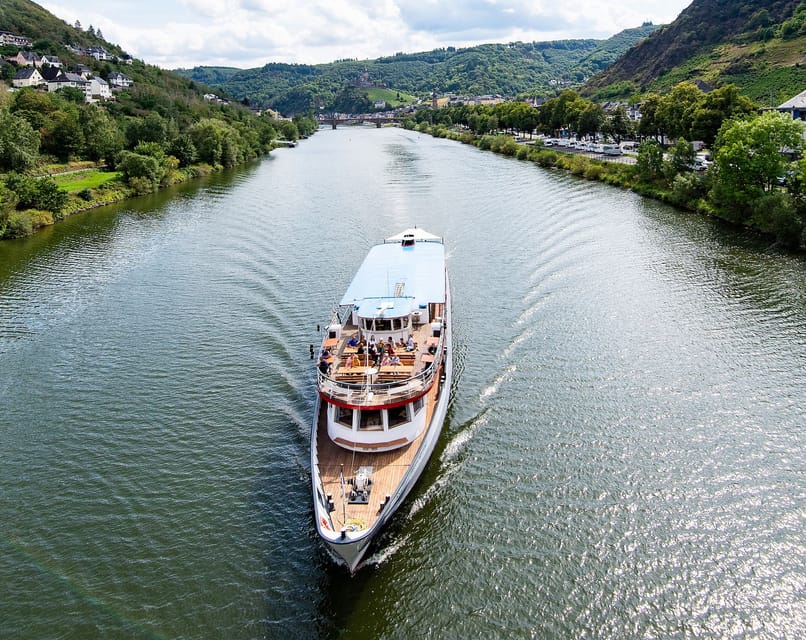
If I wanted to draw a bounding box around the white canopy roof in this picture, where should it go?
[384,227,442,243]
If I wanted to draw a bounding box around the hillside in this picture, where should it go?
[1,0,316,240]
[176,25,660,114]
[583,0,806,103]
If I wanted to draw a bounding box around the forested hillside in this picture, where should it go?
[584,0,806,103]
[0,0,316,240]
[176,25,659,114]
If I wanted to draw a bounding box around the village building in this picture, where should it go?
[47,71,91,101]
[89,76,112,101]
[108,71,133,88]
[0,31,32,47]
[777,89,806,121]
[7,50,41,67]
[12,66,44,88]
[40,55,63,68]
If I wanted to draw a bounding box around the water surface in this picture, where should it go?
[1,128,804,639]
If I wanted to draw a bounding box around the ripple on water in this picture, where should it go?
[0,128,804,639]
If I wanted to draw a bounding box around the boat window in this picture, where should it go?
[358,409,383,431]
[337,407,354,429]
[413,397,424,414]
[387,405,409,428]
[375,318,391,332]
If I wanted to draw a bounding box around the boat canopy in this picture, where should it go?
[340,240,445,309]
[354,297,414,319]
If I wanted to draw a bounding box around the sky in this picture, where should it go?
[39,0,693,70]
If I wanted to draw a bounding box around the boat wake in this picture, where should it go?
[480,363,517,403]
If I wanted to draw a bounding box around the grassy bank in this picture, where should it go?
[1,163,223,240]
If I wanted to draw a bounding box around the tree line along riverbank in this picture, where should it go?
[405,111,806,252]
[0,84,317,241]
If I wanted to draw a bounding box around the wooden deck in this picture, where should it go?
[315,363,441,533]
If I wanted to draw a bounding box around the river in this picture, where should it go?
[1,127,804,639]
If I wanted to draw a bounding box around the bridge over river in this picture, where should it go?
[318,115,402,129]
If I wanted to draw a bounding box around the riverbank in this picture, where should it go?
[1,141,301,241]
[409,122,806,252]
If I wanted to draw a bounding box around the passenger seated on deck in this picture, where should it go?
[380,355,391,366]
[389,355,400,366]
[347,335,359,348]
[357,343,365,355]
[344,354,356,368]
[317,357,330,375]
[369,335,377,347]
[397,337,406,349]
[406,335,415,351]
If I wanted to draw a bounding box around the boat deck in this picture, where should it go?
[315,366,440,533]
[318,311,443,408]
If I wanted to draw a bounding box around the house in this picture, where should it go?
[86,46,111,61]
[0,31,32,47]
[48,71,91,101]
[72,64,92,79]
[89,76,112,101]
[41,55,63,68]
[39,66,62,82]
[8,50,41,67]
[777,89,806,121]
[12,66,44,88]
[108,71,133,88]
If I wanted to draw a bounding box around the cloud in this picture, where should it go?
[40,0,693,68]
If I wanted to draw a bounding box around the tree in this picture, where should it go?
[41,108,84,162]
[81,106,124,163]
[711,111,806,222]
[127,112,168,147]
[689,84,755,146]
[577,102,605,140]
[656,82,703,141]
[603,105,631,143]
[168,134,196,167]
[637,93,663,141]
[0,109,40,171]
[665,138,696,176]
[116,150,162,193]
[636,139,663,181]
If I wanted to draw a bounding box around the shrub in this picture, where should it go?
[128,176,155,195]
[6,210,32,238]
[669,172,708,208]
[3,173,67,216]
[583,163,604,181]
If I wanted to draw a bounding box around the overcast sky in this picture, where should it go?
[40,0,692,70]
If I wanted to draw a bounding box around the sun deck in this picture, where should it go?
[316,317,444,408]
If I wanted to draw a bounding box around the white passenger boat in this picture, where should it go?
[311,228,452,571]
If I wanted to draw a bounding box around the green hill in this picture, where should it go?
[583,0,806,104]
[1,0,316,240]
[176,25,660,114]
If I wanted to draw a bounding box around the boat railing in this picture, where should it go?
[317,346,443,406]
